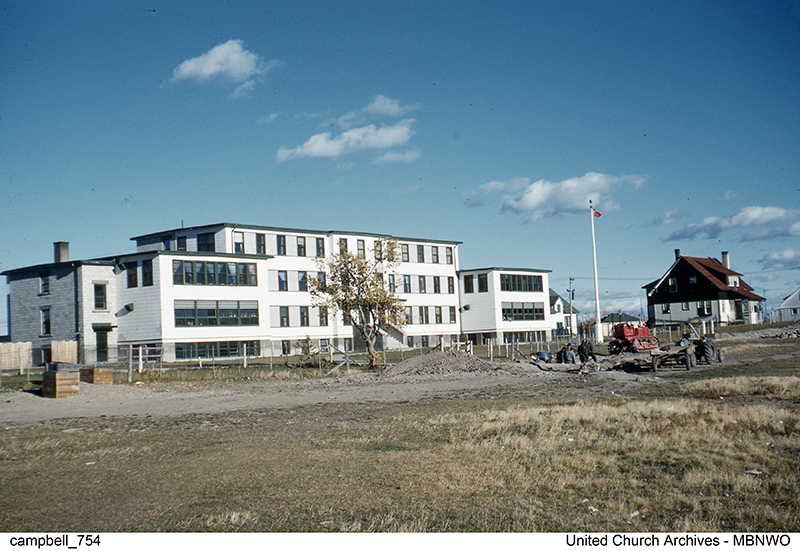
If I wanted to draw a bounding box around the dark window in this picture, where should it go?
[418,276,426,293]
[357,239,365,258]
[448,276,454,294]
[433,276,441,294]
[435,306,442,324]
[280,306,289,327]
[277,235,286,255]
[449,306,457,323]
[388,274,395,292]
[298,272,307,291]
[668,278,678,293]
[317,272,326,290]
[401,244,409,262]
[403,275,411,293]
[177,236,187,251]
[500,274,543,292]
[39,272,50,294]
[126,263,138,288]
[478,273,488,293]
[300,306,309,327]
[431,247,439,264]
[419,306,429,324]
[41,308,51,335]
[234,232,244,254]
[464,275,474,294]
[446,247,453,265]
[339,238,348,254]
[278,271,288,291]
[297,236,306,257]
[281,340,290,355]
[256,234,266,255]
[316,238,325,258]
[94,284,107,310]
[142,259,153,286]
[319,306,328,326]
[173,260,183,285]
[198,233,215,252]
[417,245,425,263]
[184,261,194,285]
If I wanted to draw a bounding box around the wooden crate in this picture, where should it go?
[80,367,113,385]
[42,371,80,398]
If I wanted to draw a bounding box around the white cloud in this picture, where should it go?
[363,95,421,117]
[760,249,800,269]
[664,206,798,241]
[258,112,282,124]
[169,40,282,97]
[276,119,416,163]
[463,172,644,220]
[373,150,421,164]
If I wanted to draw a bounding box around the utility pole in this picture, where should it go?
[590,200,603,345]
[568,277,574,340]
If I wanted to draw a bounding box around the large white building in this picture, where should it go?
[3,223,565,365]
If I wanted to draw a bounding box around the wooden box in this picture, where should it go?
[42,371,80,398]
[80,367,113,385]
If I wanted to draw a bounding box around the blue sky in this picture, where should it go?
[2,1,799,332]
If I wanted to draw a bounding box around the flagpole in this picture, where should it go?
[590,200,602,345]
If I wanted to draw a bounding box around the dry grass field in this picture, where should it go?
[0,334,798,532]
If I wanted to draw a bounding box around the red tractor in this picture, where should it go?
[608,323,659,354]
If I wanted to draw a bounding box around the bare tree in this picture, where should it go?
[309,238,405,368]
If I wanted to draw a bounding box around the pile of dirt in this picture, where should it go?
[378,349,530,378]
[716,323,800,341]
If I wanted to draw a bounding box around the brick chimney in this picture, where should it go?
[54,241,69,263]
[722,251,730,269]
[674,249,681,260]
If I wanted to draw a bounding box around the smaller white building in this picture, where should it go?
[458,268,552,345]
[769,286,800,323]
[550,289,579,337]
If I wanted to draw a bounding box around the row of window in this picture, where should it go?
[276,306,328,328]
[500,274,544,293]
[175,300,259,327]
[501,302,546,321]
[661,300,713,315]
[125,260,154,288]
[173,261,258,287]
[175,340,260,359]
[404,306,458,325]
[390,274,456,294]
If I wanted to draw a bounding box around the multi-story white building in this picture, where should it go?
[458,268,553,345]
[3,223,463,364]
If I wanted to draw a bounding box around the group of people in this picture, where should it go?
[555,339,597,364]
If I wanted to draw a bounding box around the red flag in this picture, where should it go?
[593,209,602,218]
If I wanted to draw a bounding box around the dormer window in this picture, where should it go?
[727,275,740,287]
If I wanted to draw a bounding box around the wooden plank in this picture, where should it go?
[42,371,80,398]
[79,368,113,385]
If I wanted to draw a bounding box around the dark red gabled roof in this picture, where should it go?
[679,256,764,301]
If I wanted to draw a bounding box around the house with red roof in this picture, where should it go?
[643,250,765,328]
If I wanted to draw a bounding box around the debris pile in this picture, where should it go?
[379,349,527,378]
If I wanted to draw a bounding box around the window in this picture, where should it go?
[297,236,306,257]
[500,302,545,321]
[464,275,474,293]
[500,274,544,292]
[405,307,413,324]
[226,263,237,286]
[94,284,107,310]
[256,234,266,255]
[276,235,286,255]
[682,302,690,311]
[388,274,395,292]
[448,276,454,294]
[175,300,258,327]
[278,271,288,291]
[418,276,426,293]
[419,306,429,324]
[184,261,194,285]
[126,263,138,288]
[319,306,328,327]
[280,306,289,327]
[173,260,183,285]
[668,278,678,293]
[421,336,429,348]
[317,272,326,290]
[316,238,325,258]
[39,272,50,294]
[449,306,457,324]
[435,306,442,324]
[403,275,411,293]
[281,340,290,355]
[446,247,453,265]
[697,301,712,317]
[298,271,307,291]
[433,276,441,294]
[431,246,439,264]
[300,306,309,327]
[142,259,153,286]
[338,238,348,254]
[478,273,488,293]
[689,276,697,292]
[177,236,187,251]
[41,308,51,336]
[234,232,245,254]
[661,303,671,314]
[374,241,382,260]
[401,244,409,262]
[357,239,365,258]
[198,232,215,252]
[417,245,425,263]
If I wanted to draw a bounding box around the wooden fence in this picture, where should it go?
[0,341,78,373]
